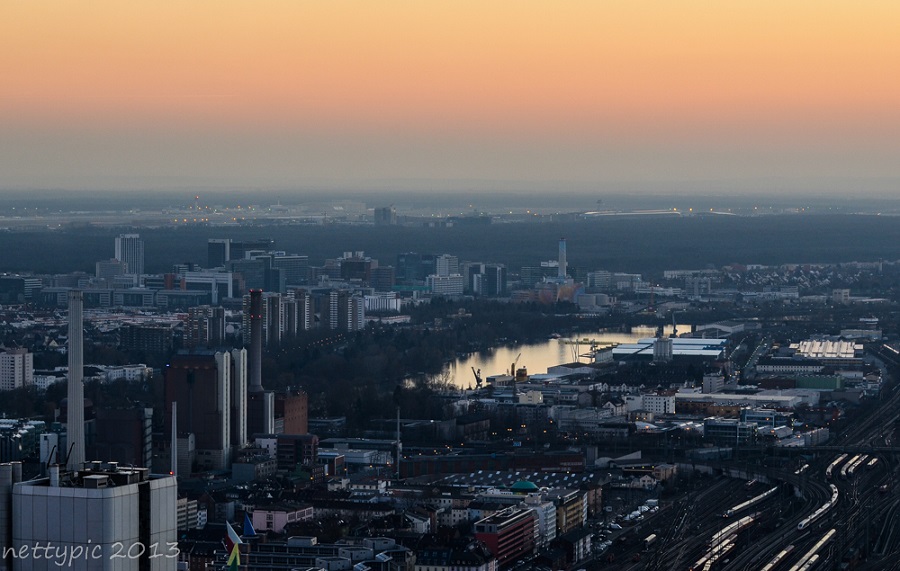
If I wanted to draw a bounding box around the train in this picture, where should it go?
[712,515,755,548]
[825,454,848,479]
[797,485,838,530]
[724,486,779,518]
[846,454,868,478]
[839,454,860,479]
[690,536,736,571]
[787,529,836,571]
[759,545,795,571]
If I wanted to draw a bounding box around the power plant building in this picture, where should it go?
[164,351,237,471]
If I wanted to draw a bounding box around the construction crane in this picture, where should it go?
[671,311,678,338]
[471,367,483,389]
[510,353,522,377]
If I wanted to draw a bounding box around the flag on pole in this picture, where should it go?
[225,523,242,570]
[243,513,257,537]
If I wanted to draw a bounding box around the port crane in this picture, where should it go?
[471,367,483,389]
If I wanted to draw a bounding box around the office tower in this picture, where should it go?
[396,252,443,284]
[164,352,233,471]
[373,206,397,225]
[67,291,85,471]
[208,238,231,268]
[0,349,33,391]
[95,258,128,281]
[229,258,268,292]
[11,463,177,571]
[115,234,145,276]
[273,254,309,286]
[337,251,377,283]
[230,238,275,261]
[558,238,568,279]
[466,263,507,296]
[369,265,395,291]
[435,254,459,277]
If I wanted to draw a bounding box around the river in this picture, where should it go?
[447,324,688,388]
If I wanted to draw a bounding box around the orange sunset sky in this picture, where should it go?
[1,1,899,192]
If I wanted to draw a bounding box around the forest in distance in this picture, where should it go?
[2,213,900,276]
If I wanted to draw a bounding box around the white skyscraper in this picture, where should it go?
[12,464,177,571]
[115,233,145,276]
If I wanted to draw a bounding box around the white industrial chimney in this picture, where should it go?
[66,290,85,471]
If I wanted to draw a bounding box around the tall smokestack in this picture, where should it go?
[66,290,85,470]
[558,238,567,279]
[249,289,263,392]
[170,402,178,477]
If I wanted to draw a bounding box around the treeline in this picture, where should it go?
[3,215,900,275]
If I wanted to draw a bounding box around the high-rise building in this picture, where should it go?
[558,238,568,280]
[373,206,397,225]
[396,252,441,284]
[207,238,231,268]
[435,254,459,277]
[273,254,310,286]
[185,305,226,349]
[282,291,311,336]
[114,234,145,276]
[369,265,396,292]
[230,238,275,261]
[0,350,33,392]
[10,463,177,571]
[95,258,128,281]
[464,263,507,296]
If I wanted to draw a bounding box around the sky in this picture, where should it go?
[2,1,899,194]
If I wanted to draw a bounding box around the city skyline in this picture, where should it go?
[2,2,899,193]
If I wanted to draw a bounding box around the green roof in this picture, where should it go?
[510,479,539,492]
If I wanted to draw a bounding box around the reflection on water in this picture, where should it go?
[448,325,685,388]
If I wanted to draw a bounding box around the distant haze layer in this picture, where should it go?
[2,2,899,191]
